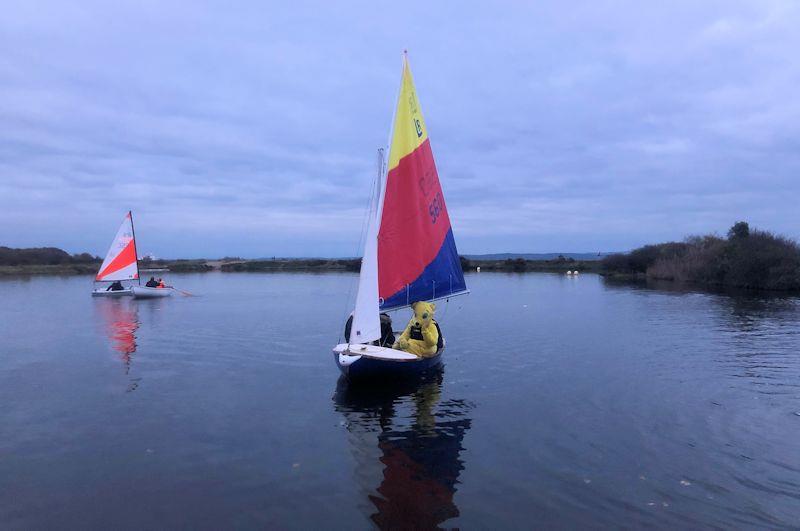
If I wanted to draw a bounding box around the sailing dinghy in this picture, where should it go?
[333,53,468,379]
[92,211,140,297]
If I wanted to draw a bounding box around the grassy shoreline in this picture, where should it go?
[0,257,601,277]
[6,222,797,294]
[460,257,600,273]
[0,264,102,276]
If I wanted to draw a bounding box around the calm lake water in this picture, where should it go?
[1,272,799,529]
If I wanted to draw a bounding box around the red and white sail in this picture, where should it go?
[96,212,139,282]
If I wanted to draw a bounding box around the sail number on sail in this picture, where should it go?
[428,191,444,224]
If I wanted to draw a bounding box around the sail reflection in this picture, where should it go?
[333,371,473,529]
[94,298,139,374]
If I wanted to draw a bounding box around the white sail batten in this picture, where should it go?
[349,151,385,344]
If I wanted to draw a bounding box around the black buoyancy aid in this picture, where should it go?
[409,320,444,350]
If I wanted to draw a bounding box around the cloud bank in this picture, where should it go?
[1,0,798,257]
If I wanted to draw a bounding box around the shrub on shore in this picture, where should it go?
[602,223,800,291]
[0,246,100,266]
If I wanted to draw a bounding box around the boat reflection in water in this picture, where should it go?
[333,370,473,529]
[94,298,140,377]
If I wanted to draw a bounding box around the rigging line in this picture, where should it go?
[439,296,450,322]
[437,276,452,323]
[337,148,384,344]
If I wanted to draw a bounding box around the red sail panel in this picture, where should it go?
[96,239,137,281]
[378,138,451,300]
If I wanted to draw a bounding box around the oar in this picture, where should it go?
[171,287,195,297]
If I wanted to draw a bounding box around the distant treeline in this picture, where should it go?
[465,252,607,261]
[460,255,601,273]
[0,246,99,266]
[602,222,800,291]
[140,257,213,272]
[219,256,597,274]
[6,224,798,291]
[221,258,361,272]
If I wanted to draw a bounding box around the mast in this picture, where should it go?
[129,210,141,285]
[375,51,405,224]
[350,50,408,344]
[348,53,409,344]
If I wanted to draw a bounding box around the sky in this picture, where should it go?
[1,0,798,258]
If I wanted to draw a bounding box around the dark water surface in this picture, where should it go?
[1,272,799,529]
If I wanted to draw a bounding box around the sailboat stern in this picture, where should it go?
[332,343,443,380]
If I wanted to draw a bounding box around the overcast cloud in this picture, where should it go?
[1,0,798,257]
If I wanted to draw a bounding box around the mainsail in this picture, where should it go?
[95,211,139,282]
[349,53,467,343]
[378,54,467,310]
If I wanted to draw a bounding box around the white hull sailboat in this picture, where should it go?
[333,52,468,379]
[91,288,133,297]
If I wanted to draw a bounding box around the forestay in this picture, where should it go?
[349,151,384,344]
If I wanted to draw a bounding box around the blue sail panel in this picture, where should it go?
[380,229,467,311]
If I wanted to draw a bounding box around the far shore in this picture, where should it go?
[0,256,604,277]
[6,222,796,294]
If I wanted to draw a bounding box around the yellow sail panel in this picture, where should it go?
[387,56,430,171]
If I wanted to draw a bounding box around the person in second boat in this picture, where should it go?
[106,280,124,291]
[157,278,167,288]
[145,277,159,288]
